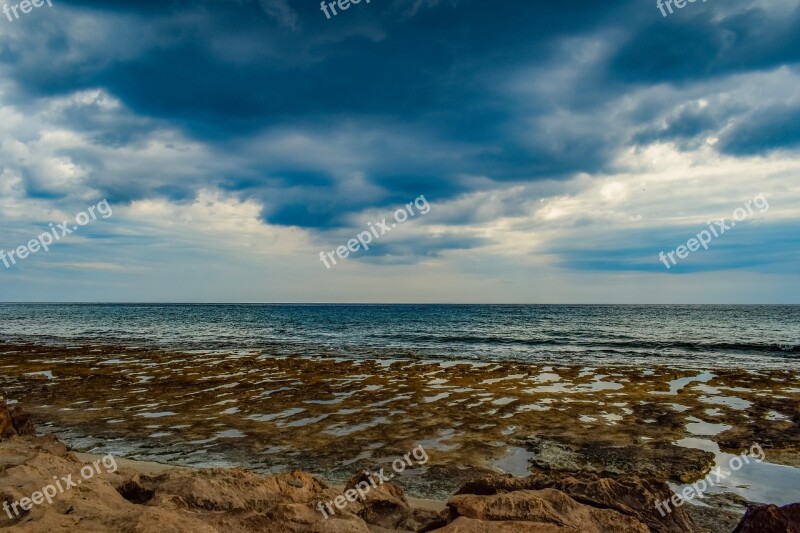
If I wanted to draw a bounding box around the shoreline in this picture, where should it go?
[2,342,799,486]
[2,340,800,531]
[1,417,797,532]
[72,451,450,514]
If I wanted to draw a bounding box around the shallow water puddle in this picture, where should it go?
[493,446,536,476]
[247,407,305,422]
[766,411,790,422]
[492,397,517,406]
[526,376,623,394]
[675,436,800,506]
[685,417,731,436]
[423,392,450,403]
[416,429,460,452]
[323,416,388,437]
[664,371,717,395]
[699,395,752,410]
[531,372,561,383]
[137,411,176,418]
[24,370,55,379]
[215,429,246,439]
[281,414,330,428]
[517,403,551,412]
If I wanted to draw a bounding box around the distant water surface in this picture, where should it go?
[0,304,797,369]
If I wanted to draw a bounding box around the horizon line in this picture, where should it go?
[0,302,797,306]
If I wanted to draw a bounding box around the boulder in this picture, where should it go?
[344,470,445,531]
[0,401,15,439]
[446,488,649,532]
[433,516,567,532]
[10,406,35,436]
[455,472,697,533]
[732,503,800,533]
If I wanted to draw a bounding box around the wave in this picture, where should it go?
[376,333,800,354]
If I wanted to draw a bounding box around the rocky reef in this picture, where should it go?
[1,402,798,532]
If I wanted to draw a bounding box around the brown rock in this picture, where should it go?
[455,472,697,533]
[0,434,362,532]
[132,468,333,512]
[30,433,74,458]
[346,470,410,528]
[433,516,566,532]
[0,414,724,533]
[446,488,649,532]
[518,435,716,483]
[344,471,445,531]
[683,492,757,533]
[717,424,800,468]
[732,503,800,533]
[117,476,156,504]
[309,517,372,532]
[10,406,36,436]
[0,401,15,439]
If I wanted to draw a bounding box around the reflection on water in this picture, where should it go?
[673,437,800,507]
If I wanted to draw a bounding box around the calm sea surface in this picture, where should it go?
[0,304,797,369]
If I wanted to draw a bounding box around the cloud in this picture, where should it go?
[0,0,798,301]
[719,103,800,155]
[256,0,300,30]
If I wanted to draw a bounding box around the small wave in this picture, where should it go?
[375,333,799,354]
[378,333,566,347]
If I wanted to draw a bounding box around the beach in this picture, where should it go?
[1,332,799,531]
[3,0,800,527]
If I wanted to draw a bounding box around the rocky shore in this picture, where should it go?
[1,340,799,532]
[1,401,799,532]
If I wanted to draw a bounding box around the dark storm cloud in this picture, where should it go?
[1,0,799,241]
[633,103,722,148]
[345,234,487,264]
[719,103,800,155]
[608,1,800,84]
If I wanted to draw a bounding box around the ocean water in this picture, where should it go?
[0,304,797,369]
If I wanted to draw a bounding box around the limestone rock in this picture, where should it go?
[340,471,445,531]
[455,472,697,533]
[517,435,716,483]
[446,488,649,532]
[433,516,567,532]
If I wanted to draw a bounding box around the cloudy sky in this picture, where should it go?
[0,0,798,303]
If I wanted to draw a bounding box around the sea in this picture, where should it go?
[0,304,797,369]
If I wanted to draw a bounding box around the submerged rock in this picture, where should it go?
[517,435,716,483]
[717,420,800,468]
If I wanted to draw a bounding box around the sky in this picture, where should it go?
[0,0,799,303]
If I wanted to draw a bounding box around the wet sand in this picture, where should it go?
[1,341,798,505]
